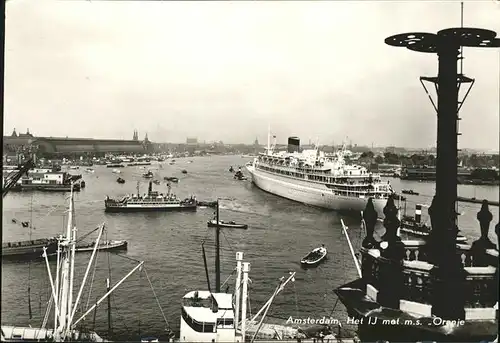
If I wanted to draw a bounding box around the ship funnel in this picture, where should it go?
[415,204,422,223]
[148,181,152,193]
[287,137,300,153]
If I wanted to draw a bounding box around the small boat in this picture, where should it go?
[153,179,161,185]
[80,180,86,189]
[112,168,121,174]
[400,203,467,242]
[75,240,128,252]
[234,169,247,180]
[207,219,248,229]
[181,169,188,174]
[196,200,217,208]
[85,168,95,173]
[402,189,419,195]
[117,177,125,184]
[300,245,327,267]
[164,176,179,183]
[143,171,154,178]
[229,166,235,173]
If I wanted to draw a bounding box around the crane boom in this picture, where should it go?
[2,159,36,197]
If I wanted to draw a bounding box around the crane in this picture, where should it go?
[2,158,36,197]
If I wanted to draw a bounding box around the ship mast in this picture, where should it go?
[215,200,221,292]
[266,124,271,153]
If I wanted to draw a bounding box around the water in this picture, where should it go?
[2,155,499,340]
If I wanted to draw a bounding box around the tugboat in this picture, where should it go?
[234,168,247,180]
[400,203,467,242]
[104,181,197,212]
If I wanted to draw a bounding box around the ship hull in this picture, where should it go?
[247,165,388,218]
[104,205,197,213]
[9,184,80,192]
[2,241,58,258]
[75,241,128,252]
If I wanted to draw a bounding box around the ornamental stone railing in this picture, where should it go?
[360,196,498,320]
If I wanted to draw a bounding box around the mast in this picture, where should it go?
[136,181,140,197]
[107,278,112,336]
[68,193,77,331]
[240,262,250,341]
[234,252,243,330]
[215,200,221,292]
[54,184,74,340]
[267,124,271,153]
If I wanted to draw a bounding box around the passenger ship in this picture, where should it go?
[246,134,394,218]
[104,181,197,212]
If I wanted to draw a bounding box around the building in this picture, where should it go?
[3,129,153,157]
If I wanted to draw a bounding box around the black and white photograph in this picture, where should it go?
[1,0,499,342]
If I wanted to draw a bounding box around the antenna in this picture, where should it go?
[460,2,464,75]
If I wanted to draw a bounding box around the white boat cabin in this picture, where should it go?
[180,291,242,343]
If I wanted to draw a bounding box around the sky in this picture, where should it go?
[4,0,500,151]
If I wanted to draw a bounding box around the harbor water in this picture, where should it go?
[2,155,499,340]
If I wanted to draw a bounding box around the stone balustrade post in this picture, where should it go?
[470,200,495,266]
[377,195,405,309]
[361,198,378,285]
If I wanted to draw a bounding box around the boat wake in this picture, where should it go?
[219,202,270,217]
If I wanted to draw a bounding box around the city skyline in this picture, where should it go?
[4,0,500,150]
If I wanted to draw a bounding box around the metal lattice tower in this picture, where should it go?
[385,28,500,320]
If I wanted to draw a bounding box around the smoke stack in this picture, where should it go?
[287,137,300,153]
[148,181,152,193]
[415,204,422,223]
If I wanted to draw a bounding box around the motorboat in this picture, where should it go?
[300,245,327,267]
[207,219,248,229]
[402,189,419,195]
[75,240,128,252]
[164,176,179,183]
[143,171,154,178]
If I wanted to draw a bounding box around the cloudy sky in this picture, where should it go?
[4,0,500,150]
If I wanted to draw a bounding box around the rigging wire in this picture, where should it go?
[84,241,101,313]
[28,193,34,320]
[142,266,172,333]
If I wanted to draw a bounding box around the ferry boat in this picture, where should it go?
[246,133,394,218]
[104,181,197,212]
